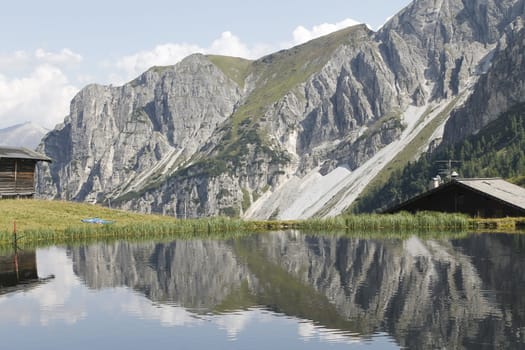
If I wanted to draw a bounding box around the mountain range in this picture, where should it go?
[37,0,525,218]
[0,122,48,150]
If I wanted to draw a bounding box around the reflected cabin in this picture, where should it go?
[0,147,51,199]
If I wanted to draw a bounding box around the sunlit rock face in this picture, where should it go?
[37,55,242,206]
[70,233,525,348]
[39,0,525,219]
[443,17,525,144]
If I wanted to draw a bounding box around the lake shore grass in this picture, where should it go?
[0,199,523,247]
[0,199,296,246]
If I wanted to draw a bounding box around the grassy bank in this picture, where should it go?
[0,199,292,246]
[0,199,523,247]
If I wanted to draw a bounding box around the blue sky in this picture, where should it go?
[0,0,411,129]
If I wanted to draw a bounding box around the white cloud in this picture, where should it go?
[0,18,363,129]
[113,31,273,84]
[35,48,83,65]
[0,48,83,72]
[0,50,32,69]
[291,18,362,45]
[0,64,78,129]
[0,48,83,129]
[114,42,203,84]
[113,18,362,84]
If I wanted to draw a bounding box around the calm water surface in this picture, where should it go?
[1,232,524,349]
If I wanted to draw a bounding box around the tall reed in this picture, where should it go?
[300,211,469,232]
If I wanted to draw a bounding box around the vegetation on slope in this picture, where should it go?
[206,55,252,88]
[166,26,373,205]
[354,97,462,207]
[207,25,372,166]
[354,104,525,213]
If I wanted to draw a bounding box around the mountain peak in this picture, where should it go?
[0,122,48,149]
[37,0,525,219]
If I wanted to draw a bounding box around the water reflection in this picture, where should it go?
[67,232,525,348]
[0,247,53,296]
[0,232,524,349]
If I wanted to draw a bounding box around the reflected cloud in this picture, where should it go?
[121,296,203,328]
[33,247,82,308]
[213,310,254,340]
[0,233,523,348]
[298,321,362,345]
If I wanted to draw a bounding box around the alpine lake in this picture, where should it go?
[1,231,524,349]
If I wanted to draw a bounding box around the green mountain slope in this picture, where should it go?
[354,103,525,213]
[209,25,372,159]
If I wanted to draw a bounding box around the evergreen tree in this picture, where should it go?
[354,104,525,213]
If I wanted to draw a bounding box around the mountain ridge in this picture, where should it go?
[37,0,525,218]
[0,122,48,149]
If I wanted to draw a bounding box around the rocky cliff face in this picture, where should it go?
[38,0,525,218]
[443,17,525,144]
[38,54,243,205]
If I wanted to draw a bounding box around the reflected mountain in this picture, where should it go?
[71,240,251,311]
[69,232,525,348]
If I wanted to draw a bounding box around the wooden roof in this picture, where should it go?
[454,178,525,211]
[386,178,525,214]
[0,146,51,162]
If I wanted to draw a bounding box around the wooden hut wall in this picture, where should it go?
[0,158,16,194]
[0,158,36,195]
[16,159,37,193]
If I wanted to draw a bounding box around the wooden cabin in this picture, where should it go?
[0,147,51,199]
[385,178,525,218]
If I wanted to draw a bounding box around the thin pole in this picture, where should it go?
[13,221,19,281]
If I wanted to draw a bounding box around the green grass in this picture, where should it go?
[0,199,283,246]
[0,199,179,233]
[1,199,520,248]
[207,55,253,88]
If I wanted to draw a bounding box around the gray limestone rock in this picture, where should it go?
[37,0,525,218]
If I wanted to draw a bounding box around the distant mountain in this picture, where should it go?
[37,0,525,218]
[0,122,48,150]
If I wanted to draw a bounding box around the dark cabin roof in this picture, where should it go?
[0,146,51,162]
[386,178,525,215]
[456,178,525,210]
